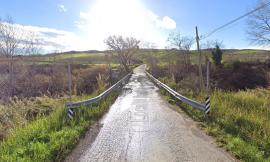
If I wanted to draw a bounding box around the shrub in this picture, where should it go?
[0,63,123,99]
[213,61,269,90]
[211,45,223,66]
[0,96,63,140]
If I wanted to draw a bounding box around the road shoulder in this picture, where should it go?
[159,92,238,161]
[64,122,102,162]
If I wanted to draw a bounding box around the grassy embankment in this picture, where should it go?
[156,75,270,162]
[0,51,132,162]
[147,50,270,162]
[0,88,119,161]
[0,52,127,161]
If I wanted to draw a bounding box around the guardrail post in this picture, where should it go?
[67,108,74,120]
[205,96,210,114]
[65,102,74,120]
[205,61,211,115]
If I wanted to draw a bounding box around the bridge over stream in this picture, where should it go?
[66,65,235,162]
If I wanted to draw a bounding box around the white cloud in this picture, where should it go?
[248,45,270,50]
[156,16,176,30]
[146,11,176,30]
[2,0,177,52]
[58,5,67,12]
[75,0,176,50]
[10,23,88,52]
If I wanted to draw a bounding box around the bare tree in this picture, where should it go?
[181,37,194,68]
[0,16,25,96]
[24,31,43,64]
[105,35,140,72]
[168,32,194,52]
[24,32,42,55]
[167,32,194,68]
[167,32,182,49]
[0,17,24,56]
[202,40,224,51]
[247,0,270,46]
[0,16,42,97]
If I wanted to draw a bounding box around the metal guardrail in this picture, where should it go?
[65,72,132,110]
[145,71,208,113]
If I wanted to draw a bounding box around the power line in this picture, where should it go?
[201,1,270,40]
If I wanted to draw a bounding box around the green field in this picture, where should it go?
[16,48,268,66]
[136,49,270,65]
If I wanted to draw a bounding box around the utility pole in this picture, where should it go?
[195,26,204,92]
[68,53,73,102]
[68,62,72,101]
[206,61,210,95]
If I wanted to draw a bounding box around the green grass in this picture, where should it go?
[0,96,65,139]
[138,49,270,65]
[158,77,270,162]
[0,92,118,162]
[27,52,111,65]
[58,53,105,58]
[209,89,270,161]
[8,49,269,66]
[54,52,106,61]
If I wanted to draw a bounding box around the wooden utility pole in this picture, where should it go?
[206,61,210,95]
[68,62,72,101]
[68,53,74,102]
[195,26,204,92]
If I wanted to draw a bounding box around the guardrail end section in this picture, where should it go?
[67,108,75,120]
[65,102,72,108]
[65,102,74,120]
[205,96,210,115]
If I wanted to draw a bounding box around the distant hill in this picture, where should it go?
[62,50,103,54]
[44,48,270,57]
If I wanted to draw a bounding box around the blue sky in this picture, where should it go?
[0,0,259,51]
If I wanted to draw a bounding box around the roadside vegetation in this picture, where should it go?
[0,45,140,160]
[0,18,140,161]
[0,58,130,161]
[1,42,269,162]
[1,1,270,159]
[147,36,270,161]
[0,91,118,161]
[161,87,270,162]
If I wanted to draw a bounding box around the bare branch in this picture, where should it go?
[167,32,194,70]
[104,35,140,72]
[167,32,194,52]
[247,0,270,46]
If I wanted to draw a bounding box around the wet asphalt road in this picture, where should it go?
[79,65,235,162]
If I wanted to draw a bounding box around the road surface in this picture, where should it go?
[77,65,235,162]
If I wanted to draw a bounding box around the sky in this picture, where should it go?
[0,0,261,52]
